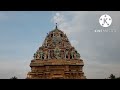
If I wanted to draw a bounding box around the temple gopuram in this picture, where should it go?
[27,24,86,79]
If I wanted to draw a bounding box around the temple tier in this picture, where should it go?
[27,25,86,79]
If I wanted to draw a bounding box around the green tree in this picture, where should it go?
[116,77,120,79]
[10,76,18,79]
[108,74,120,79]
[109,74,116,79]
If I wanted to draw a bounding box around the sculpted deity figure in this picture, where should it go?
[33,53,37,59]
[48,50,50,60]
[76,52,80,59]
[44,52,46,60]
[73,53,76,59]
[33,52,39,59]
[60,50,65,59]
[54,48,60,59]
[50,50,54,59]
[65,49,69,59]
[44,51,48,60]
[62,42,64,47]
[39,50,44,60]
[37,52,40,59]
[71,50,75,59]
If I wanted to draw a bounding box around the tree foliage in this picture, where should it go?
[108,74,120,79]
[10,76,18,79]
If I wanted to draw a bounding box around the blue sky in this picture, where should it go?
[0,11,120,79]
[0,11,57,78]
[0,11,54,61]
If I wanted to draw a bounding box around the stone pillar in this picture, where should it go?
[68,51,70,60]
[65,50,69,60]
[74,53,76,59]
[44,51,47,60]
[48,50,50,60]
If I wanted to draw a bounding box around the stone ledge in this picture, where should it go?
[30,59,84,66]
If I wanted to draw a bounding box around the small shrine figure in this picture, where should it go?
[65,49,69,60]
[71,50,75,59]
[33,53,37,59]
[39,50,44,60]
[76,53,80,59]
[54,48,60,59]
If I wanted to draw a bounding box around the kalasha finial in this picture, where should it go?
[55,23,58,29]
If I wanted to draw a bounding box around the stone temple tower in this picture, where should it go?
[27,24,86,79]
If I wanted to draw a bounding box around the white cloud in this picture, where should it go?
[52,12,65,26]
[0,60,30,79]
[52,11,120,79]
